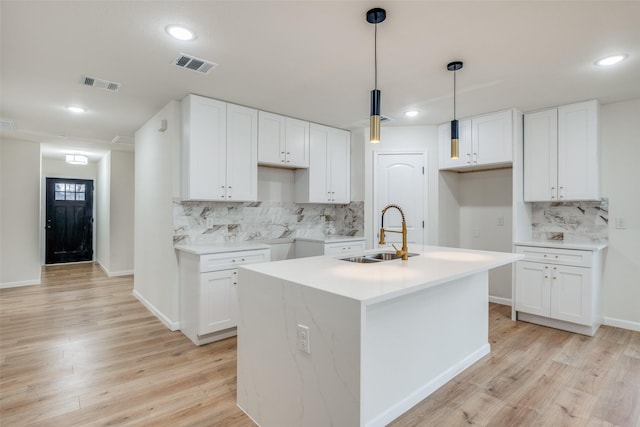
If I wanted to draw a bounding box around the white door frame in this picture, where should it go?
[372,150,428,248]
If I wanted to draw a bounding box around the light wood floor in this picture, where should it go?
[1,264,638,426]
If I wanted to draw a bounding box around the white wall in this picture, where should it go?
[41,158,98,264]
[363,126,440,249]
[0,138,41,287]
[600,98,640,328]
[96,152,111,272]
[458,169,513,301]
[133,100,181,330]
[108,150,134,274]
[258,167,295,201]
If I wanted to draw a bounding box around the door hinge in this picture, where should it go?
[422,166,425,174]
[422,220,425,228]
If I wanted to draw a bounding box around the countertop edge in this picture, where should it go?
[513,240,608,251]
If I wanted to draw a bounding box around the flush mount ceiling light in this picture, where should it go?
[447,61,463,159]
[595,54,628,66]
[166,25,196,41]
[66,154,88,165]
[405,110,419,118]
[367,7,386,144]
[67,106,85,113]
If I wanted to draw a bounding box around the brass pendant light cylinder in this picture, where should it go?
[370,88,381,143]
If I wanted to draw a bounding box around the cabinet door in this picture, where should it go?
[285,117,310,168]
[258,111,286,166]
[550,265,591,325]
[226,104,258,201]
[557,100,599,201]
[524,108,558,201]
[472,110,512,166]
[438,120,472,169]
[327,127,350,203]
[307,123,329,202]
[515,261,551,317]
[199,269,238,335]
[182,95,227,200]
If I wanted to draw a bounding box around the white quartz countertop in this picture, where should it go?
[514,240,608,251]
[241,245,522,305]
[174,241,271,255]
[294,235,365,243]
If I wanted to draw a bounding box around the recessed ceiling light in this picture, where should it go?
[166,25,196,41]
[67,106,85,113]
[405,110,419,118]
[595,54,628,66]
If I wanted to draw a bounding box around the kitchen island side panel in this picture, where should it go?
[237,269,363,427]
[363,271,490,426]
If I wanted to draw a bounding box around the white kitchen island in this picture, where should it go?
[236,246,521,427]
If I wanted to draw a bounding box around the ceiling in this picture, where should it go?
[1,1,639,162]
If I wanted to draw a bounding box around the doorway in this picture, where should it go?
[45,178,94,264]
[373,152,427,247]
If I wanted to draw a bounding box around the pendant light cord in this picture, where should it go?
[453,69,456,119]
[374,23,378,90]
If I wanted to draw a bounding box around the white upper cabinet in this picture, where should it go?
[439,110,514,171]
[226,103,259,201]
[438,119,471,169]
[258,111,310,168]
[295,123,351,204]
[181,94,257,201]
[524,99,599,202]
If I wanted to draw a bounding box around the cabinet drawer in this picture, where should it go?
[324,241,366,255]
[514,246,592,268]
[200,249,270,272]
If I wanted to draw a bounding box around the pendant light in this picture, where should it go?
[447,61,463,159]
[367,8,386,143]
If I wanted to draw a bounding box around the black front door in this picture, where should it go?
[45,178,94,264]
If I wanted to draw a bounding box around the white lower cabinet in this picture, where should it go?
[513,244,604,336]
[177,248,270,345]
[295,238,365,258]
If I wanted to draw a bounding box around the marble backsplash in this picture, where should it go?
[173,201,364,244]
[531,199,608,243]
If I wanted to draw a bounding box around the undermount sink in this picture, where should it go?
[340,252,418,263]
[340,256,381,263]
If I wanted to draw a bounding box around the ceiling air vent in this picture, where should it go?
[111,135,134,145]
[82,75,121,92]
[380,115,393,123]
[0,119,15,132]
[174,53,218,74]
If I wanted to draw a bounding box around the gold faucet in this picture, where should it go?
[379,204,409,261]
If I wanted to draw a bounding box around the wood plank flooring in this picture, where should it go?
[1,263,638,426]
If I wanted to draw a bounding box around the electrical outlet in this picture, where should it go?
[473,229,480,238]
[615,217,626,229]
[297,324,310,354]
[496,216,505,226]
[206,218,214,229]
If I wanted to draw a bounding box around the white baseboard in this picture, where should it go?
[488,296,512,306]
[0,279,40,289]
[97,262,133,277]
[366,343,491,427]
[132,289,180,331]
[604,316,640,332]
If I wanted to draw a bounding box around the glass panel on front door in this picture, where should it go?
[54,181,86,201]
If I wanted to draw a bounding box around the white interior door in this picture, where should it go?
[373,152,426,248]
